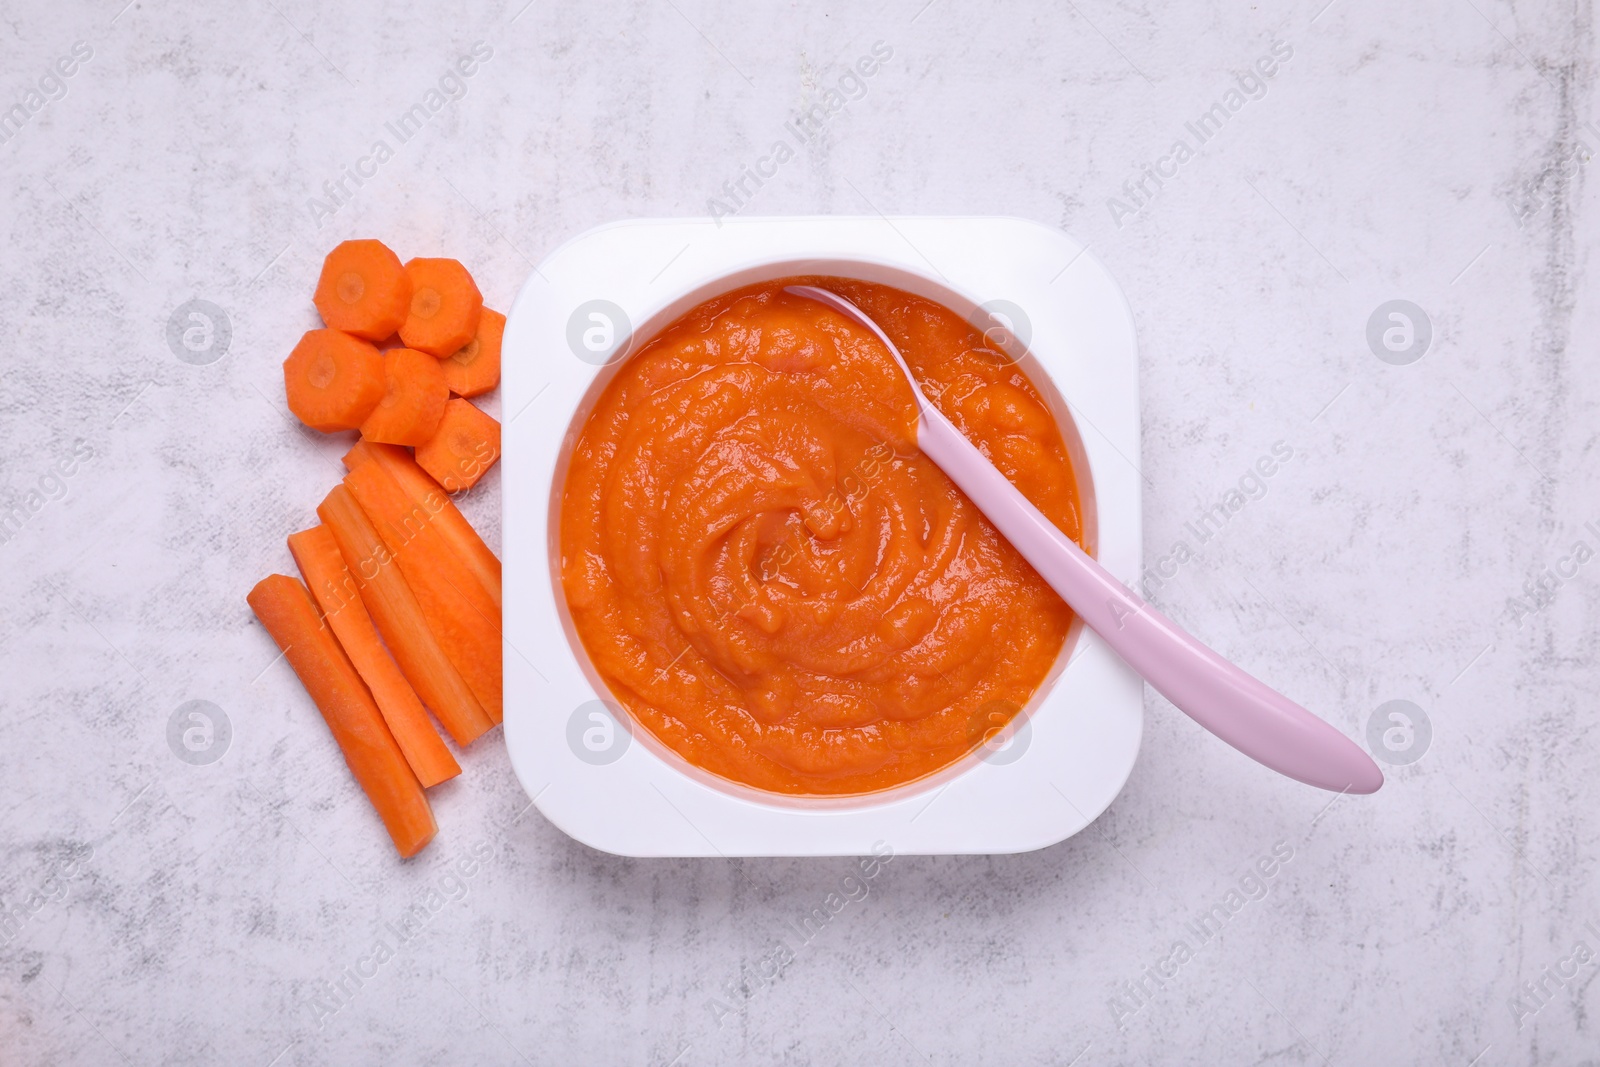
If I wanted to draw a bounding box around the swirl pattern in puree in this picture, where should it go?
[560,278,1083,795]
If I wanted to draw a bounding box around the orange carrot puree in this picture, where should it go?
[559,278,1083,795]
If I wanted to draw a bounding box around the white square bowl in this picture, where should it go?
[502,216,1143,857]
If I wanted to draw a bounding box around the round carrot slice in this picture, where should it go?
[360,348,450,446]
[443,308,504,397]
[313,240,411,341]
[400,258,483,356]
[283,329,385,432]
[415,399,500,492]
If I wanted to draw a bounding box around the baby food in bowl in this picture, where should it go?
[558,277,1084,796]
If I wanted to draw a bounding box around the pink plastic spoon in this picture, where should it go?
[785,285,1382,794]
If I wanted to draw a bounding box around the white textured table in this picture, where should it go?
[1,1,1596,1064]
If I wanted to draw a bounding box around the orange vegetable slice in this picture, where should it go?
[344,440,501,611]
[317,485,494,746]
[283,329,385,433]
[359,348,449,446]
[400,258,482,356]
[415,399,500,492]
[344,461,503,724]
[443,308,504,397]
[313,240,411,341]
[247,573,437,858]
[288,525,461,788]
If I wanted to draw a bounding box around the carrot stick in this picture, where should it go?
[313,239,411,341]
[246,574,437,858]
[416,398,500,492]
[359,348,449,446]
[288,525,461,788]
[344,439,501,611]
[442,307,504,397]
[283,329,386,432]
[318,485,494,745]
[344,460,503,724]
[400,258,483,356]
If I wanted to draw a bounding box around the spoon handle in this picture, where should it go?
[915,406,1382,794]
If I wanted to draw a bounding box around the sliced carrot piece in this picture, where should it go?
[318,485,494,745]
[313,239,411,341]
[246,574,437,858]
[415,398,500,492]
[283,329,385,433]
[359,348,449,446]
[344,460,503,724]
[443,308,504,397]
[400,258,482,356]
[288,525,461,788]
[345,440,501,611]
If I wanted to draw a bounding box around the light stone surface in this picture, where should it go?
[1,1,1597,1064]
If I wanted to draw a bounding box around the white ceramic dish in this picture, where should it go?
[502,216,1143,857]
